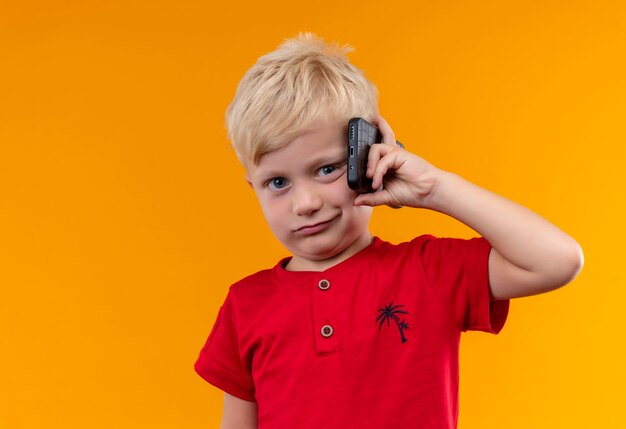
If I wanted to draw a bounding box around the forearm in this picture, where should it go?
[221,393,257,429]
[427,171,583,287]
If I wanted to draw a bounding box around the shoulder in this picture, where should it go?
[377,234,489,267]
[357,234,438,273]
[401,234,489,255]
[376,234,437,258]
[226,265,278,305]
[230,266,275,291]
[224,258,292,308]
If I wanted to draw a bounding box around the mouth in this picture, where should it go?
[294,215,338,236]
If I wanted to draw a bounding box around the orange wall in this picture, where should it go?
[1,1,624,428]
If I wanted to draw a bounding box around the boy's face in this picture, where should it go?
[246,120,373,270]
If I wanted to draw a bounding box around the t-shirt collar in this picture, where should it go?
[271,236,385,285]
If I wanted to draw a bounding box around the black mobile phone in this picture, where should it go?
[347,117,381,193]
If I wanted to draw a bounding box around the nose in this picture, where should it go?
[292,182,323,216]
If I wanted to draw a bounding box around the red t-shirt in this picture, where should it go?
[195,235,509,428]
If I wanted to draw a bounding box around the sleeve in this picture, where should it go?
[194,290,256,401]
[420,235,509,334]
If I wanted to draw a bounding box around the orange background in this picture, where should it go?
[1,1,625,428]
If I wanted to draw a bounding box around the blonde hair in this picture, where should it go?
[225,32,379,166]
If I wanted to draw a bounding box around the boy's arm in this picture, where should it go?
[421,172,583,300]
[354,117,584,300]
[221,393,257,429]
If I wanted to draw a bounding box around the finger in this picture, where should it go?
[366,141,398,178]
[372,115,396,145]
[353,189,392,207]
[371,148,403,190]
[365,141,384,178]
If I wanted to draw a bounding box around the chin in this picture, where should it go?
[301,237,353,260]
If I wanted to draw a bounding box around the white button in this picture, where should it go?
[318,279,330,290]
[321,325,334,338]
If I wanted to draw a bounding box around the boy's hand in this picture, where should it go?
[354,118,583,301]
[353,116,443,209]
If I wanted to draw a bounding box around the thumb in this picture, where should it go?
[353,190,391,207]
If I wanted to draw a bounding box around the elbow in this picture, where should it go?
[552,240,584,290]
[568,240,584,282]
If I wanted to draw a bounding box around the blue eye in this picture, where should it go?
[319,165,336,176]
[268,177,288,190]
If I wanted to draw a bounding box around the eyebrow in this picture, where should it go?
[255,150,347,180]
[308,150,348,167]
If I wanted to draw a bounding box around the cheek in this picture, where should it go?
[354,205,373,223]
[327,179,357,205]
[328,182,372,219]
[258,197,288,229]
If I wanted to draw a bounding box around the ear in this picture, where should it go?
[245,175,253,188]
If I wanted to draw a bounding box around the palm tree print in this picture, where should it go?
[376,302,409,343]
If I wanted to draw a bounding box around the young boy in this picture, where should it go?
[194,33,583,428]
